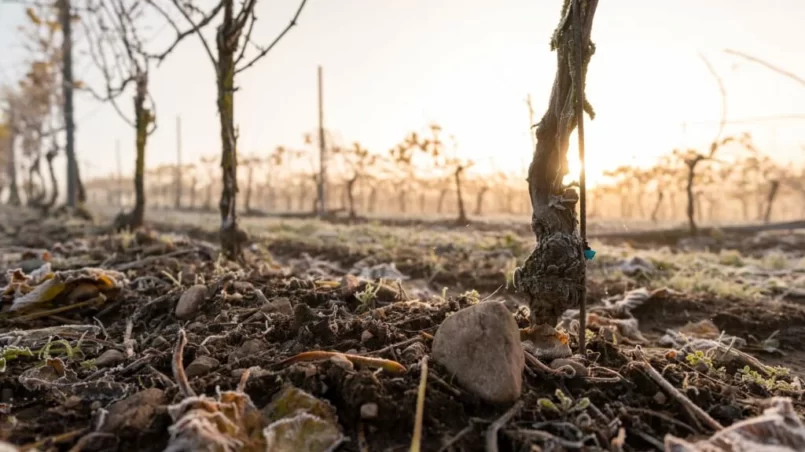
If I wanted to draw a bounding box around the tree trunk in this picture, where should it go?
[516,0,596,331]
[398,190,406,213]
[474,186,489,216]
[346,176,357,218]
[636,192,645,218]
[740,196,749,220]
[620,194,628,218]
[503,188,514,214]
[763,180,780,224]
[244,165,254,212]
[368,185,377,213]
[59,0,78,208]
[189,177,197,208]
[455,166,467,223]
[686,161,698,235]
[5,125,20,206]
[650,190,664,223]
[44,149,59,210]
[298,185,307,211]
[437,188,448,214]
[114,73,149,230]
[216,2,245,260]
[204,183,213,210]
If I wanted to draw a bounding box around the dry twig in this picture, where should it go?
[485,400,523,452]
[410,356,428,452]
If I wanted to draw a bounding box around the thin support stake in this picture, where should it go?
[572,0,588,356]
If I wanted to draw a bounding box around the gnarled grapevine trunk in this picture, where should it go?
[514,0,597,334]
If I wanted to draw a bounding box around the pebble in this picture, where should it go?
[360,330,374,343]
[175,285,208,320]
[150,335,170,348]
[401,342,427,363]
[95,349,125,368]
[329,354,354,371]
[102,388,165,433]
[232,281,254,293]
[360,403,379,420]
[432,301,524,404]
[185,356,220,378]
[228,339,265,365]
[262,297,293,316]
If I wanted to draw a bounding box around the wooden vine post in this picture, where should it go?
[514,0,598,355]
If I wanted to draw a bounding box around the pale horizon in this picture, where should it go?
[1,0,804,191]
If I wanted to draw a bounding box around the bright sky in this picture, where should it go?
[1,0,804,190]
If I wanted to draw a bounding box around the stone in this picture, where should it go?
[228,339,265,365]
[262,297,294,316]
[432,301,524,404]
[175,285,208,320]
[360,403,378,420]
[102,388,165,433]
[185,355,220,378]
[95,349,125,368]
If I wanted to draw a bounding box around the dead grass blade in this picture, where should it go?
[410,355,428,452]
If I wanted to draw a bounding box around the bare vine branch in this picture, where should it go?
[724,48,805,88]
[235,0,308,74]
[697,53,727,151]
[146,0,223,66]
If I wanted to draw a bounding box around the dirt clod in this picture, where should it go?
[432,300,524,404]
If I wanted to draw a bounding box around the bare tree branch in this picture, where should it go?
[235,0,308,74]
[155,0,219,68]
[234,6,257,66]
[146,0,223,66]
[724,48,805,88]
[697,53,727,156]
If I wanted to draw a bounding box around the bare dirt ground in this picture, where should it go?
[1,205,805,451]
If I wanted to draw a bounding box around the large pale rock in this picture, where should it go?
[432,301,524,404]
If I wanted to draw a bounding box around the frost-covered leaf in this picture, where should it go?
[263,412,344,452]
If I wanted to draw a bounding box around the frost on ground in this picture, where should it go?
[0,205,804,451]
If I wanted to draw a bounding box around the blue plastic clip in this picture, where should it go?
[584,249,596,261]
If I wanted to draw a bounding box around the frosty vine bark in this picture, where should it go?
[514,0,597,335]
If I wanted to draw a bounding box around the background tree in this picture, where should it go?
[389,133,420,214]
[417,124,472,223]
[149,0,309,260]
[239,153,261,213]
[4,6,64,211]
[1,88,23,206]
[334,141,376,219]
[81,0,180,229]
